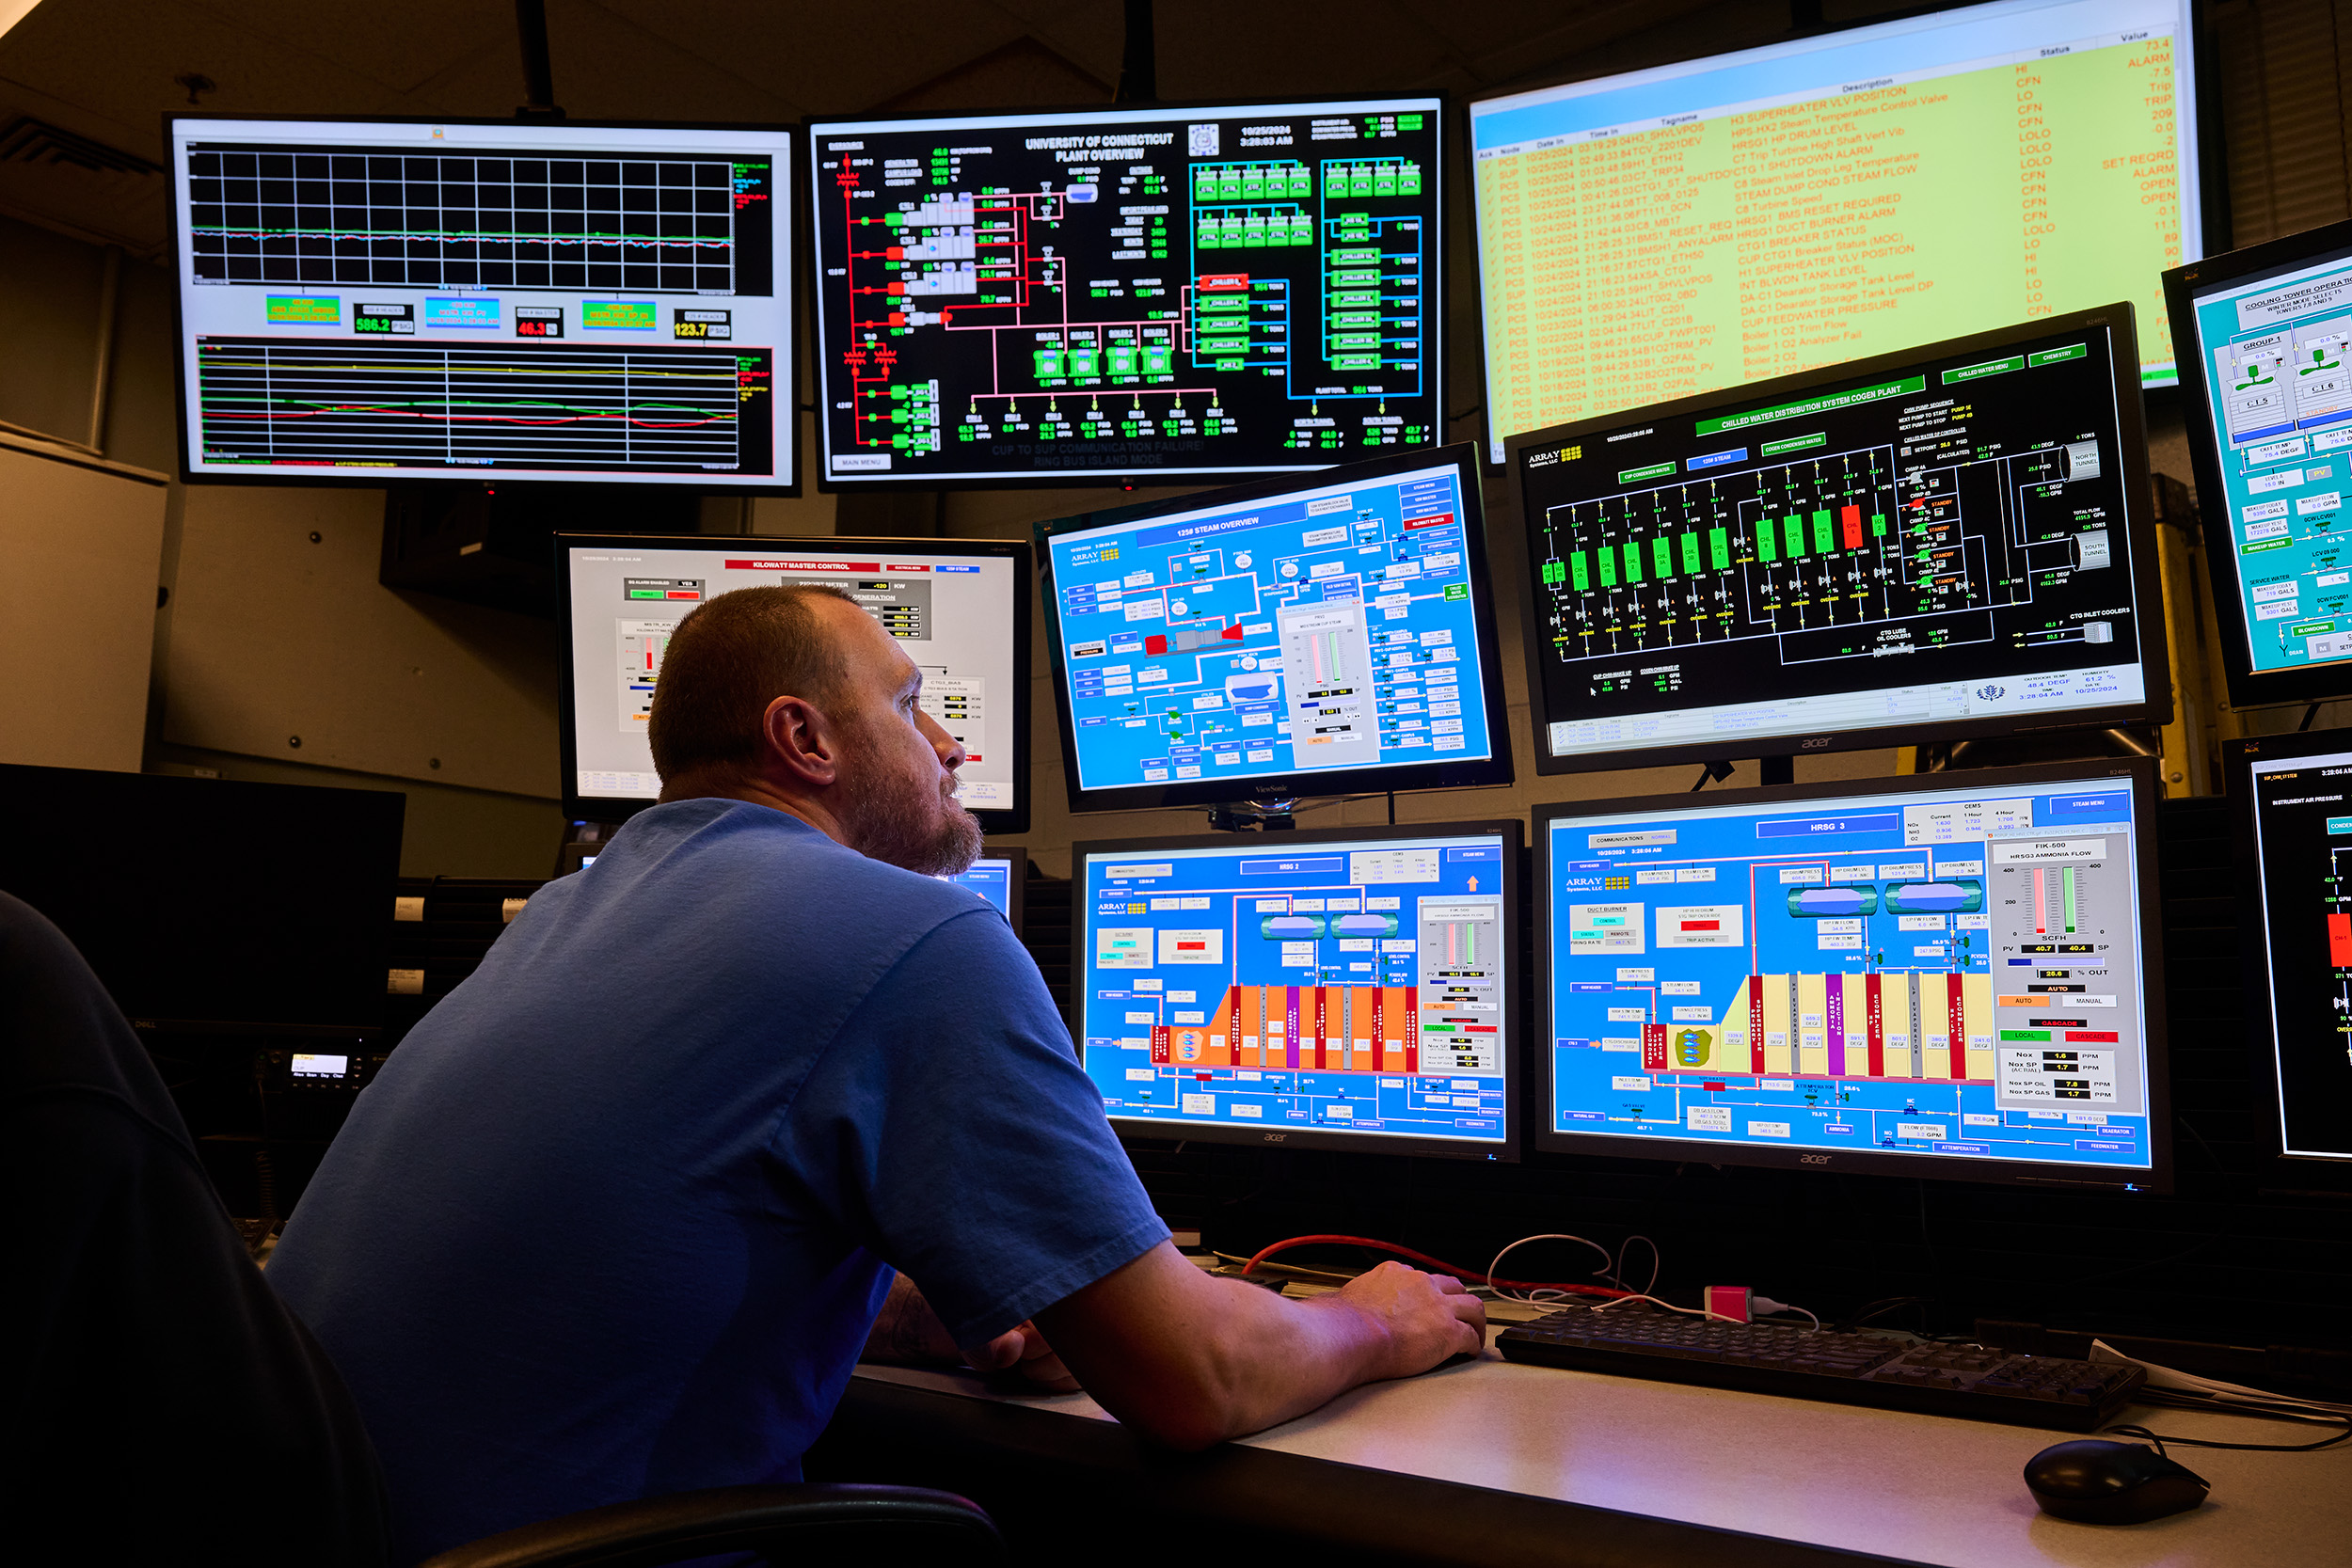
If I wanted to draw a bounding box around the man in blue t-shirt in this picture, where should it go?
[269,584,1484,1563]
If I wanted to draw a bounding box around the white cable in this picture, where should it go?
[1597,1293,1746,1323]
[1485,1233,1613,1303]
[1613,1234,1660,1295]
[1752,1294,1820,1332]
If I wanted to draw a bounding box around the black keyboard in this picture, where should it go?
[1496,1305,2145,1432]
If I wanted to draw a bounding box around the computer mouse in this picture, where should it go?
[2024,1439,2210,1525]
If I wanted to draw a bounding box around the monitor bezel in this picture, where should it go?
[1463,0,2218,468]
[1070,818,1523,1163]
[553,531,1032,832]
[2223,726,2352,1177]
[2163,220,2352,710]
[1503,303,2174,776]
[800,90,1448,493]
[1530,757,2172,1193]
[161,111,803,495]
[1036,442,1516,813]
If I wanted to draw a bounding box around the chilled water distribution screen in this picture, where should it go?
[1470,0,2199,458]
[1078,832,1511,1149]
[1046,459,1497,793]
[807,99,1440,483]
[168,118,793,486]
[1543,776,2155,1173]
[1518,321,2151,762]
[2182,249,2352,688]
[2242,743,2352,1160]
[565,544,1020,813]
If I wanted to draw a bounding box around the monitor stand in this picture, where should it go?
[1694,758,1792,789]
[1206,799,1298,832]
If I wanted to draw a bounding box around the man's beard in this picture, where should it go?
[833,730,984,877]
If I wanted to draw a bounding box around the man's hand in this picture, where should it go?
[1317,1260,1486,1379]
[863,1271,1077,1390]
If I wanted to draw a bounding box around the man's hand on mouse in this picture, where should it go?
[1320,1259,1488,1377]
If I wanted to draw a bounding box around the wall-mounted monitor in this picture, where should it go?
[1039,444,1513,812]
[1470,0,2207,460]
[1073,822,1520,1161]
[2165,221,2352,708]
[2227,727,2352,1166]
[806,96,1441,487]
[1508,305,2169,775]
[1534,760,2169,1191]
[557,534,1029,832]
[166,115,796,489]
[941,843,1028,939]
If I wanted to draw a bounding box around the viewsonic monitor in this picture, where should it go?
[2165,222,2352,707]
[558,533,1029,831]
[1508,306,2169,775]
[166,114,796,489]
[1470,0,2208,459]
[1073,822,1520,1160]
[1534,759,2169,1191]
[941,844,1028,938]
[806,95,1441,487]
[2227,727,2352,1165]
[1039,444,1512,812]
[0,764,404,1035]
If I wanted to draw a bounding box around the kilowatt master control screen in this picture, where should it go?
[1514,316,2156,770]
[1042,452,1503,805]
[807,98,1440,484]
[562,541,1022,819]
[167,117,794,487]
[1469,0,2201,460]
[2240,737,2352,1161]
[1539,771,2160,1180]
[1076,828,1517,1158]
[2176,242,2352,692]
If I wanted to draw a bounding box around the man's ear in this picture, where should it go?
[760,694,841,788]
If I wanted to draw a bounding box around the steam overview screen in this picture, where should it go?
[565,545,1019,812]
[1078,832,1511,1149]
[1544,776,2155,1173]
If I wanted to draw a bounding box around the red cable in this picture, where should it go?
[1239,1234,1631,1298]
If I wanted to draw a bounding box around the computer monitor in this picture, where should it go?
[805,95,1441,487]
[1038,444,1513,812]
[1469,0,2209,461]
[2164,222,2352,708]
[557,533,1030,832]
[940,844,1027,938]
[2226,727,2352,1165]
[165,114,797,489]
[0,764,405,1035]
[1072,822,1520,1161]
[1534,759,2169,1191]
[1508,305,2170,775]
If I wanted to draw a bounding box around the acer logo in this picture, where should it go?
[1800,736,1833,750]
[1801,1153,1832,1164]
[1263,1132,1288,1142]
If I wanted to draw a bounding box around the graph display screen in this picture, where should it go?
[807,98,1440,486]
[557,534,1027,830]
[1536,763,2166,1188]
[1510,309,2166,773]
[167,116,794,487]
[1040,446,1512,811]
[1073,824,1519,1160]
[1470,0,2201,460]
[2231,730,2352,1162]
[2167,226,2352,706]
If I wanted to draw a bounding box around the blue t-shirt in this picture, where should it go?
[269,800,1168,1563]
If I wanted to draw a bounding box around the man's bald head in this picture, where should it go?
[646,584,859,790]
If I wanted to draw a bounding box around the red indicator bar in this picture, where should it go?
[2331,912,2352,967]
[1150,1025,1170,1064]
[664,590,700,599]
[1403,513,1455,531]
[1747,975,1766,1075]
[1642,1022,1668,1070]
[882,563,933,572]
[1947,974,1967,1082]
[726,559,881,572]
[1404,987,1419,1074]
[1175,942,1206,951]
[1840,503,1863,549]
[1867,974,1884,1077]
[1681,919,1720,932]
[1199,273,1249,291]
[2064,1030,2120,1043]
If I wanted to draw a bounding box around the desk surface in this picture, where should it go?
[850,1330,2350,1568]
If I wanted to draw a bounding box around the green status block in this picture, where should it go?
[1142,346,1171,373]
[1623,542,1645,584]
[1757,525,1778,563]
[1653,536,1674,578]
[1811,509,1833,554]
[1598,549,1618,588]
[1708,527,1730,570]
[1570,551,1590,590]
[1784,515,1806,558]
[1068,350,1100,377]
[1033,350,1064,378]
[1680,532,1701,575]
[1108,347,1136,374]
[1871,514,1887,537]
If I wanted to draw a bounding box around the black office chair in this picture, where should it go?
[2,889,1001,1567]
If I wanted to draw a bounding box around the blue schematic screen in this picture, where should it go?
[1543,776,2155,1174]
[941,856,1013,919]
[1044,458,1497,795]
[1077,831,1512,1152]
